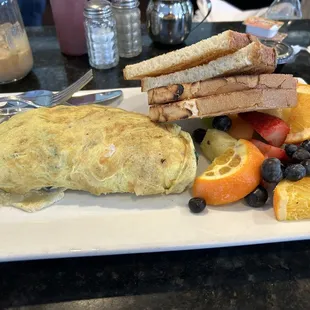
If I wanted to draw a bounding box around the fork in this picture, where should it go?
[50,69,93,106]
[0,69,93,108]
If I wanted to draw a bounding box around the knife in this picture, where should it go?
[0,90,124,117]
[66,90,123,106]
[1,90,124,110]
[0,107,33,117]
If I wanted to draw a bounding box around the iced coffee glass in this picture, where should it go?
[0,0,34,84]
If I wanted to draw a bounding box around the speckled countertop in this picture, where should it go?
[1,21,310,310]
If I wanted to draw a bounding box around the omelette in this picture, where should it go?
[0,105,197,212]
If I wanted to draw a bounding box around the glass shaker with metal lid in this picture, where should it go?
[84,0,119,69]
[112,0,142,58]
[262,0,302,65]
[0,0,33,84]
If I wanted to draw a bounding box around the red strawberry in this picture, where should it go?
[251,139,289,161]
[239,112,290,147]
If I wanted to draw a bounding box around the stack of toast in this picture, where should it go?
[123,30,297,122]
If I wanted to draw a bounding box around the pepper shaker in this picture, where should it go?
[84,0,119,69]
[112,0,142,58]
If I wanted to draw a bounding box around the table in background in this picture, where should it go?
[1,21,310,94]
[1,21,310,310]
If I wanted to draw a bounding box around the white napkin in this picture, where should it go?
[292,45,310,55]
[193,0,268,22]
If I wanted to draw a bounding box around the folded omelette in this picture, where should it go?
[0,105,197,211]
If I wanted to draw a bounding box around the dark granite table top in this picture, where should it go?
[1,21,310,309]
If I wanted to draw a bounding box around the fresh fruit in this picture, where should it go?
[263,108,292,122]
[244,185,268,208]
[285,144,298,157]
[301,140,310,152]
[193,128,207,144]
[188,197,206,214]
[301,159,310,176]
[274,178,310,221]
[239,111,290,147]
[212,115,232,132]
[200,129,237,162]
[285,84,310,144]
[261,158,283,183]
[284,164,306,181]
[228,115,254,140]
[202,117,214,129]
[260,179,277,192]
[292,148,310,161]
[251,139,289,161]
[193,139,265,205]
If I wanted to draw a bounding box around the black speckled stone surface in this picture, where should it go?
[1,20,310,94]
[1,22,310,309]
[2,241,310,309]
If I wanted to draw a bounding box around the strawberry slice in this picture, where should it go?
[239,112,290,147]
[251,139,289,161]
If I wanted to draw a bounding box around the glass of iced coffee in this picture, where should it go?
[0,0,33,84]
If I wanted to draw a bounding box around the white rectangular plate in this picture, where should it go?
[0,83,309,262]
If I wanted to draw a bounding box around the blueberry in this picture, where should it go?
[245,185,268,208]
[261,158,283,183]
[281,163,286,175]
[284,164,306,181]
[292,148,310,161]
[301,159,310,176]
[188,197,206,214]
[212,116,232,132]
[301,140,310,152]
[285,144,298,157]
[192,128,207,144]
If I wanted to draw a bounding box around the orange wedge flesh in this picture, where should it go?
[274,178,310,221]
[193,139,265,205]
[285,84,310,143]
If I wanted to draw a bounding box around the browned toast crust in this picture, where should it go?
[149,89,297,122]
[141,42,277,92]
[123,31,254,80]
[148,74,296,105]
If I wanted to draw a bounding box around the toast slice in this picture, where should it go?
[149,89,297,122]
[123,30,255,80]
[148,74,296,105]
[142,42,277,92]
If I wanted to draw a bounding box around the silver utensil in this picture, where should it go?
[0,107,33,116]
[2,90,123,109]
[0,90,124,118]
[0,69,93,108]
[66,90,123,106]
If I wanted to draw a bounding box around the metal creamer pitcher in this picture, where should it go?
[146,0,212,45]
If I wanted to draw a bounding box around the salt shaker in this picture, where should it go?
[84,0,119,69]
[112,0,142,58]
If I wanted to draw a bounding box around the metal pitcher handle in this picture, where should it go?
[190,0,212,33]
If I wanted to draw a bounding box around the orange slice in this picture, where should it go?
[274,178,310,221]
[193,139,264,205]
[285,84,310,143]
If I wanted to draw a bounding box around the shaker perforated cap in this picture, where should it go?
[111,0,139,9]
[84,0,112,17]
